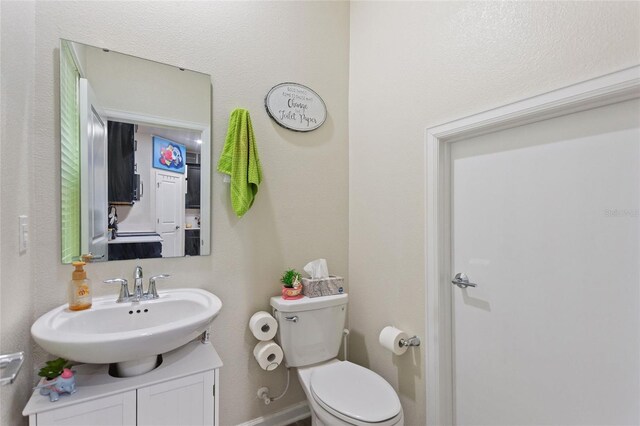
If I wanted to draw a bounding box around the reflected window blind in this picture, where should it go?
[60,43,81,263]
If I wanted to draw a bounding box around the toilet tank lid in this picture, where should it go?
[270,294,348,312]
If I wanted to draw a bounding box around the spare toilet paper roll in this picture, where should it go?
[379,326,409,355]
[249,311,278,341]
[253,340,283,371]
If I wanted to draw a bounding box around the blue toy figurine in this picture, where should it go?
[38,368,76,402]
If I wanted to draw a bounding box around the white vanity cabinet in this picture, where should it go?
[23,341,222,426]
[34,392,137,426]
[137,371,214,426]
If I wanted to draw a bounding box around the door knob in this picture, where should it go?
[82,252,105,261]
[452,273,478,289]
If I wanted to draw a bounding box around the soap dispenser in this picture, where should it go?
[68,261,92,311]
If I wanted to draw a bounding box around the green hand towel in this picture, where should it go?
[217,108,262,217]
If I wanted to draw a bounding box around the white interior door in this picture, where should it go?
[155,171,184,257]
[451,98,640,425]
[79,78,108,261]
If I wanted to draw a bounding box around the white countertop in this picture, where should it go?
[108,233,163,244]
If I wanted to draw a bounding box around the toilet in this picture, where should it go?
[270,294,404,426]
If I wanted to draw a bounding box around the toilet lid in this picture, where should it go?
[310,361,401,423]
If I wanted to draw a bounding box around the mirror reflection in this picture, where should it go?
[60,39,211,263]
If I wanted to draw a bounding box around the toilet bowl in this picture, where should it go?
[297,359,403,426]
[270,294,404,426]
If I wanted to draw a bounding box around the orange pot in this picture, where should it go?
[282,285,303,300]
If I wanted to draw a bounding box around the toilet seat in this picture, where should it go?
[310,361,402,425]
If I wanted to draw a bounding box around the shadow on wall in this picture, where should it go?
[349,328,422,402]
[392,345,422,401]
[347,330,370,369]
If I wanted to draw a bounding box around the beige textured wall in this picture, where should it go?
[0,1,349,425]
[348,2,640,425]
[84,46,211,125]
[0,2,36,425]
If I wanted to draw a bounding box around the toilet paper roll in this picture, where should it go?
[249,311,278,341]
[253,340,283,371]
[379,326,409,355]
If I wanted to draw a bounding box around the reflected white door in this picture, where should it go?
[451,99,640,425]
[79,78,108,261]
[155,171,184,257]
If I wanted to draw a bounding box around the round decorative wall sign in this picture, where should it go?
[264,82,327,132]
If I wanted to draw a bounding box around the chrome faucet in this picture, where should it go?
[105,266,170,303]
[133,265,144,301]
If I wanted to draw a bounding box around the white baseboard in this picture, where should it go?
[236,401,310,426]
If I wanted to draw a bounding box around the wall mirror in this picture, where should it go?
[60,39,211,263]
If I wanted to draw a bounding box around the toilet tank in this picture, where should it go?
[270,294,348,367]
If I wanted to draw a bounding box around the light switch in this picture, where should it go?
[18,215,28,253]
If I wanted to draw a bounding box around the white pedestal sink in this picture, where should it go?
[32,288,221,376]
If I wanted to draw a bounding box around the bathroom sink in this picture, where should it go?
[31,288,221,365]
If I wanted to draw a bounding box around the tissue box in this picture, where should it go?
[302,276,344,298]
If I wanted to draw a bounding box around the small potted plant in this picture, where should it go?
[37,358,76,402]
[280,269,303,300]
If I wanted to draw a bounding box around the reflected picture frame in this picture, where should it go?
[153,136,186,174]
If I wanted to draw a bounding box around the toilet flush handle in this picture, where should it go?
[284,316,298,323]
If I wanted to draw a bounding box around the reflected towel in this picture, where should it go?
[217,108,262,217]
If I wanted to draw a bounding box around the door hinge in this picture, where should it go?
[212,384,215,397]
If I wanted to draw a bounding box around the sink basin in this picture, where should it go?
[31,288,221,367]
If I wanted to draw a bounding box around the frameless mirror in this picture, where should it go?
[60,39,211,263]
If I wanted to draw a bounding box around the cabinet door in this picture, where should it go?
[137,371,214,426]
[108,121,136,204]
[37,391,136,426]
[184,230,200,256]
[185,163,201,208]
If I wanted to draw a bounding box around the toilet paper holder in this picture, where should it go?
[399,336,421,348]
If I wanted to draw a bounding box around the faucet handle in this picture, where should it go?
[147,274,170,299]
[104,278,130,303]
